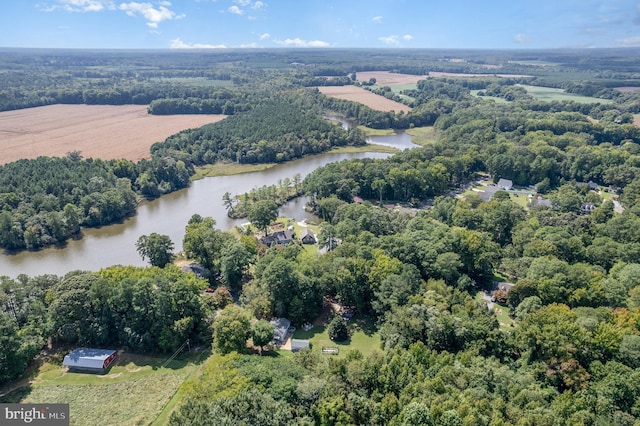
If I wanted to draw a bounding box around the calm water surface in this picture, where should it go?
[0,151,395,277]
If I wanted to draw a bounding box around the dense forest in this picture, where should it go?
[5,48,640,424]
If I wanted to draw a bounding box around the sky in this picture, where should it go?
[3,0,640,49]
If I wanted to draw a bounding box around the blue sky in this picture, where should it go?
[3,0,640,49]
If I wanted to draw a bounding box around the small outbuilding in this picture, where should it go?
[63,348,117,374]
[291,339,311,352]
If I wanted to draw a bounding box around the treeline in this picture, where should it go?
[0,79,241,113]
[304,146,475,203]
[318,94,455,129]
[0,154,191,250]
[152,96,365,165]
[0,266,209,383]
[147,96,249,115]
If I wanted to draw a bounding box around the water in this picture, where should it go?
[0,151,394,277]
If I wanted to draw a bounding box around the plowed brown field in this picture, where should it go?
[318,86,411,113]
[356,71,426,86]
[0,104,225,165]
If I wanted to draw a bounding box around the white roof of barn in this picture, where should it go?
[63,348,116,369]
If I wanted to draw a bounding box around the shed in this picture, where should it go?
[300,228,317,244]
[63,348,117,374]
[270,318,291,344]
[291,339,310,352]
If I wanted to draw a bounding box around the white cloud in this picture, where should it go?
[615,36,640,47]
[252,1,264,10]
[403,34,413,41]
[372,15,383,24]
[259,32,271,40]
[379,35,399,45]
[228,5,243,14]
[234,0,250,5]
[42,0,116,13]
[119,2,185,28]
[513,33,531,44]
[240,42,258,48]
[275,38,330,47]
[169,38,226,48]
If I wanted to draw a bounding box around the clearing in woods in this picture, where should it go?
[0,104,225,165]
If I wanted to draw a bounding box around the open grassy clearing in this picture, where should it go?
[152,77,234,87]
[518,84,613,103]
[405,126,437,146]
[471,89,510,104]
[293,316,382,359]
[3,351,205,426]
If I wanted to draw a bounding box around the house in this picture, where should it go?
[291,339,310,352]
[63,348,117,374]
[300,228,317,244]
[531,195,552,208]
[181,263,208,278]
[261,230,293,246]
[270,317,291,345]
[496,178,513,191]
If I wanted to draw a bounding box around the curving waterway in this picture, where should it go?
[1,127,417,278]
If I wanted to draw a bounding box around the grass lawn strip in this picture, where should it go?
[293,316,381,359]
[16,352,201,426]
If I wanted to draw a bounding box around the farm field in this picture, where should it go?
[0,104,225,165]
[428,71,533,78]
[318,85,412,113]
[356,70,425,86]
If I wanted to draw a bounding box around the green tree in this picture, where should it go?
[252,320,274,355]
[248,200,278,236]
[135,233,175,268]
[328,316,349,342]
[212,305,251,355]
[220,241,252,288]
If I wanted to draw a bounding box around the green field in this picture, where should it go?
[293,316,382,358]
[153,77,234,87]
[518,84,613,103]
[405,126,438,146]
[1,352,206,426]
[471,90,510,104]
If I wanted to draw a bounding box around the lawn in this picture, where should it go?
[293,316,382,358]
[2,351,206,426]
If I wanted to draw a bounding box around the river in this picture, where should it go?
[0,126,417,278]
